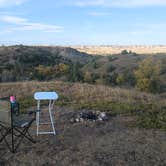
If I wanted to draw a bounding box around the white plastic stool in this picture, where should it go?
[34,92,58,136]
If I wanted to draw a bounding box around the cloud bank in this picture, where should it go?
[0,15,64,33]
[0,0,26,7]
[74,0,166,7]
[88,11,111,16]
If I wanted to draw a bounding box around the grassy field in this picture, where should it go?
[0,81,165,130]
[0,81,166,165]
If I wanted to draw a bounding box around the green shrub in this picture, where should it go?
[138,108,166,130]
[106,64,116,73]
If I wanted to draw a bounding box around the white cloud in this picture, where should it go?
[0,15,64,33]
[0,0,26,7]
[73,0,166,8]
[1,15,27,24]
[75,0,103,7]
[12,23,64,32]
[88,11,111,16]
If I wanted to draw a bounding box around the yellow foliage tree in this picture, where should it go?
[135,57,162,93]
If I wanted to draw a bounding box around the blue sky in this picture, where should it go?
[0,0,166,45]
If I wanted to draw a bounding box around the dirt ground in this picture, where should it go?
[0,107,166,166]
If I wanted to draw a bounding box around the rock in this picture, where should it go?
[80,118,84,122]
[98,117,103,121]
[70,118,75,123]
[98,112,108,121]
[76,118,80,122]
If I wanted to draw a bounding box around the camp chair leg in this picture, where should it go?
[14,128,31,153]
[27,131,36,143]
[0,125,11,150]
[0,122,35,153]
[0,127,11,143]
[11,126,35,153]
[11,126,14,153]
[0,128,27,153]
[1,129,15,153]
[15,123,36,143]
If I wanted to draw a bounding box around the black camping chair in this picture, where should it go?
[0,97,36,153]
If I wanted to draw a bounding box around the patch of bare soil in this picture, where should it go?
[0,107,166,166]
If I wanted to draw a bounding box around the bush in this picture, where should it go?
[106,64,116,73]
[121,50,129,55]
[104,72,118,85]
[108,56,118,62]
[34,63,70,81]
[138,108,166,130]
[84,71,94,83]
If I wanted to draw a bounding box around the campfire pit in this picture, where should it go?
[70,111,108,123]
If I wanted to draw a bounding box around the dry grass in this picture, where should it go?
[0,81,165,112]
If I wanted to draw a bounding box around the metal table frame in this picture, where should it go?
[34,92,58,136]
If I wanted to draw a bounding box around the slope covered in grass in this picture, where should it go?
[0,81,165,129]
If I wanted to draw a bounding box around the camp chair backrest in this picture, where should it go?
[0,100,11,125]
[0,99,20,126]
[11,102,20,116]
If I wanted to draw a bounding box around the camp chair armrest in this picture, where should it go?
[0,96,10,101]
[28,110,40,115]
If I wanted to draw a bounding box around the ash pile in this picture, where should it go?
[70,111,108,123]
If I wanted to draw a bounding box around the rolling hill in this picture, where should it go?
[0,45,165,93]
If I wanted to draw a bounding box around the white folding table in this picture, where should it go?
[34,92,58,135]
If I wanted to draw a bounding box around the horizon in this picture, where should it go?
[1,0,166,45]
[1,44,166,47]
[2,44,166,55]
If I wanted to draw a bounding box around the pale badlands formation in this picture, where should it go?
[71,45,166,55]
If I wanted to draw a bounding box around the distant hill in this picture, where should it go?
[0,45,92,82]
[0,45,91,65]
[71,45,166,55]
[0,45,165,94]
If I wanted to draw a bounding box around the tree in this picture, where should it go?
[104,72,118,85]
[135,57,162,93]
[84,71,93,83]
[69,62,83,82]
[58,63,70,74]
[116,74,125,85]
[116,71,136,86]
[93,62,99,69]
[1,70,16,82]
